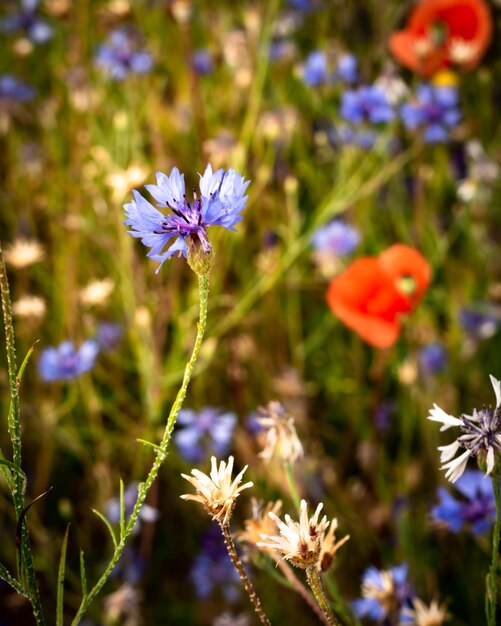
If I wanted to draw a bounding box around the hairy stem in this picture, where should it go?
[71,272,210,625]
[220,522,271,626]
[0,243,45,625]
[486,475,501,626]
[306,566,340,626]
[277,560,331,626]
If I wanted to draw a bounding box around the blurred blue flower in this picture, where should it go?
[459,307,499,340]
[401,84,461,143]
[1,0,52,44]
[96,29,153,81]
[0,74,35,103]
[192,49,213,75]
[106,482,158,534]
[311,220,360,256]
[124,164,249,270]
[302,50,329,87]
[431,470,495,536]
[352,564,413,622]
[110,545,145,585]
[373,401,395,432]
[191,527,241,602]
[174,407,236,462]
[269,39,295,62]
[96,322,123,351]
[38,340,99,382]
[419,343,447,376]
[340,85,394,125]
[330,125,379,150]
[336,53,358,84]
[288,0,317,10]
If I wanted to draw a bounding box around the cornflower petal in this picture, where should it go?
[441,449,472,483]
[428,404,463,431]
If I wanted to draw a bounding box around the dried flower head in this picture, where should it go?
[428,375,501,482]
[79,278,114,306]
[181,456,253,525]
[12,295,46,319]
[4,239,44,268]
[317,519,350,573]
[257,401,303,464]
[401,598,449,626]
[258,499,331,569]
[238,499,282,555]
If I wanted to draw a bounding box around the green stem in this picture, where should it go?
[284,461,301,513]
[0,243,45,625]
[219,522,271,626]
[486,475,501,626]
[70,272,210,626]
[306,566,340,626]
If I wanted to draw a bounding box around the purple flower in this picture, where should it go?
[340,85,394,125]
[1,0,52,44]
[302,51,329,87]
[124,164,249,270]
[459,307,499,340]
[336,54,358,84]
[96,29,153,81]
[431,470,495,536]
[401,84,461,143]
[192,49,213,75]
[0,75,35,103]
[190,527,241,602]
[38,340,99,382]
[174,407,236,463]
[352,564,413,622]
[96,322,123,351]
[419,343,447,376]
[311,220,360,256]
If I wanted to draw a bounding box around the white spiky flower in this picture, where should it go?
[79,278,114,306]
[428,375,501,482]
[4,239,44,269]
[258,499,331,569]
[180,456,253,525]
[257,401,303,464]
[400,597,449,626]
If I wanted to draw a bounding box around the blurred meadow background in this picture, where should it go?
[1,0,501,624]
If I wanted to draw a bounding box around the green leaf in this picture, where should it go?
[91,509,117,549]
[56,525,70,626]
[136,438,165,455]
[119,479,125,540]
[0,561,28,598]
[17,341,38,385]
[79,551,87,600]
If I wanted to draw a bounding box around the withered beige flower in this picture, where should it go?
[12,295,46,320]
[401,598,449,626]
[4,239,44,269]
[257,401,303,464]
[181,456,253,525]
[238,499,282,555]
[79,278,114,306]
[317,519,350,573]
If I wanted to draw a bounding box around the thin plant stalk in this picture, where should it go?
[277,560,331,626]
[486,475,501,626]
[0,243,45,625]
[306,565,340,626]
[284,461,301,513]
[70,273,210,625]
[219,521,271,626]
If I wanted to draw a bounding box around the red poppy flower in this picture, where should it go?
[389,0,492,77]
[326,244,431,349]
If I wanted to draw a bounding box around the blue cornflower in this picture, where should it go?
[340,85,394,125]
[124,164,249,270]
[419,343,447,376]
[175,407,236,463]
[96,29,153,81]
[190,527,241,602]
[336,53,358,84]
[1,0,52,44]
[431,470,495,536]
[0,74,34,103]
[352,564,413,622]
[311,220,360,256]
[192,49,213,75]
[302,50,329,87]
[459,307,499,340]
[95,322,123,351]
[331,125,379,150]
[38,340,99,382]
[401,84,461,143]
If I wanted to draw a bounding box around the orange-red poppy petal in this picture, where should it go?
[378,244,432,305]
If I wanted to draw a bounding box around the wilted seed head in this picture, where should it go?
[257,401,303,464]
[180,456,253,525]
[4,239,44,269]
[257,499,330,569]
[317,519,350,573]
[401,598,449,626]
[238,499,283,555]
